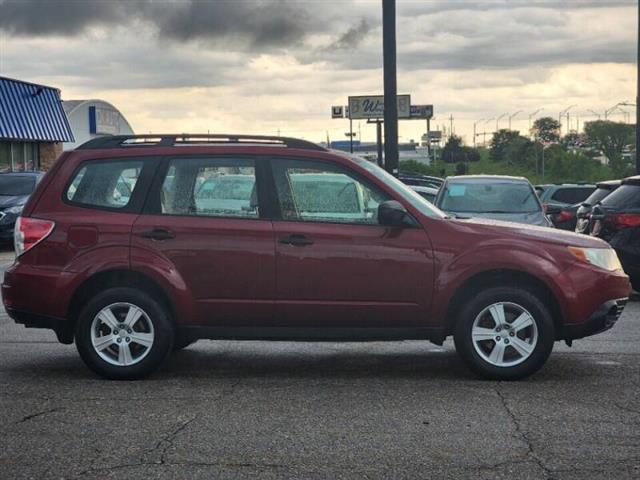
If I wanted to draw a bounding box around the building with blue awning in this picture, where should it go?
[0,76,74,171]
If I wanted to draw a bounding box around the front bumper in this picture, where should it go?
[558,298,627,340]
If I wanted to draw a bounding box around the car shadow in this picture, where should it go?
[3,341,619,384]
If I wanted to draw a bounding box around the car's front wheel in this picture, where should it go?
[454,286,555,380]
[75,287,174,380]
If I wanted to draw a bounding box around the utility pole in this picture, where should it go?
[382,0,398,175]
[637,0,640,173]
[473,119,484,148]
[449,114,454,139]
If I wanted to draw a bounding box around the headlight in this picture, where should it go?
[568,247,623,271]
[4,205,23,215]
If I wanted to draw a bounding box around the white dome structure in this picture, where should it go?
[62,99,134,150]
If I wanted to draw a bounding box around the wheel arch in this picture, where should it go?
[443,269,564,336]
[67,269,178,332]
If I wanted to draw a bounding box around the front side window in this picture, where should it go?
[272,159,388,224]
[66,159,143,208]
[161,157,258,218]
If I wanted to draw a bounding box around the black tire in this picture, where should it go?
[75,287,174,380]
[453,286,555,381]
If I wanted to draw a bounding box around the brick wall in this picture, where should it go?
[39,142,63,171]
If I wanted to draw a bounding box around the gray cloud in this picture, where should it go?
[0,0,319,49]
[327,18,372,50]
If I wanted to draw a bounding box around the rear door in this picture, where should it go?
[131,155,275,326]
[270,157,434,328]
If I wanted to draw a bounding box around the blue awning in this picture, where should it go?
[0,76,74,143]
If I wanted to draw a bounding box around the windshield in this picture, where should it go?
[0,176,36,196]
[439,180,541,214]
[347,155,445,219]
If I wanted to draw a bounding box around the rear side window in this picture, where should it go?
[160,157,258,218]
[550,187,594,204]
[583,187,615,206]
[66,160,143,209]
[601,184,640,210]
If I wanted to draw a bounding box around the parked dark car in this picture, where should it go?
[0,172,43,240]
[590,176,640,290]
[575,180,621,235]
[398,171,443,189]
[436,175,552,227]
[536,183,596,209]
[1,135,630,381]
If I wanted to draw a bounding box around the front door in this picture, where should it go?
[270,157,434,328]
[131,155,275,326]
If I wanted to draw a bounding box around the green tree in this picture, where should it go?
[489,129,534,165]
[583,120,634,176]
[442,135,464,163]
[531,117,560,143]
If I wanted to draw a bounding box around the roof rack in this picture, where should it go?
[76,134,327,151]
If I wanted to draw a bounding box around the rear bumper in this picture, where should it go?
[558,298,627,340]
[5,307,73,344]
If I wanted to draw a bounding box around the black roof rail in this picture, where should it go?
[76,134,327,151]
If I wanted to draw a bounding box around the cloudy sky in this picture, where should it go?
[0,0,636,144]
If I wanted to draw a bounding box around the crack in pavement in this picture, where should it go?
[15,407,61,425]
[495,386,555,479]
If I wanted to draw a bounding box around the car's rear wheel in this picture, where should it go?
[454,286,555,380]
[75,287,174,380]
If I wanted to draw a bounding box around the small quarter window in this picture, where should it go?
[66,160,143,208]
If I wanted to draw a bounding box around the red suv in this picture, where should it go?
[1,135,631,380]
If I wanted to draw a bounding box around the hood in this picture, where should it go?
[448,210,550,227]
[0,194,28,208]
[453,216,609,248]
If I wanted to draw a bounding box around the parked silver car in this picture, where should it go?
[435,175,552,227]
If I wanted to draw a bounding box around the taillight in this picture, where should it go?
[14,217,55,257]
[556,210,574,223]
[607,213,640,229]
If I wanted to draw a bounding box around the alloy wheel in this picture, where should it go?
[90,302,155,367]
[471,302,538,367]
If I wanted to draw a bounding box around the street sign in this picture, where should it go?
[348,95,411,119]
[410,104,433,119]
[331,106,344,118]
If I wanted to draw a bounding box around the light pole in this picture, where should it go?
[559,105,577,137]
[382,0,398,174]
[508,110,522,130]
[496,113,507,131]
[528,108,543,135]
[604,103,621,120]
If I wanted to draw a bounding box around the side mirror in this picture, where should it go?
[378,200,418,227]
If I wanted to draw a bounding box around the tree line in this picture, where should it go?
[416,117,636,182]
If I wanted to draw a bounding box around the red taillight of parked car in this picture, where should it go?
[556,209,575,223]
[14,217,55,257]
[607,213,640,229]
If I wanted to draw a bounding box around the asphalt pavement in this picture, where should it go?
[0,247,639,479]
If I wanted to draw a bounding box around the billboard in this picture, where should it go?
[348,95,411,119]
[410,105,434,119]
[331,106,344,118]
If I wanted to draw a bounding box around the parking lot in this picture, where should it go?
[0,247,638,480]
